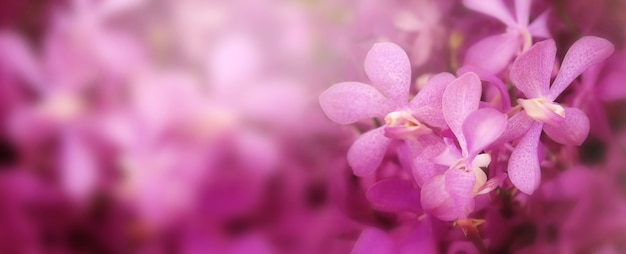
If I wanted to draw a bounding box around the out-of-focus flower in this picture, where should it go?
[462,0,550,74]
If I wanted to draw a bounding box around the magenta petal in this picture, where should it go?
[413,155,448,187]
[515,0,531,26]
[60,132,97,201]
[366,178,421,213]
[348,127,392,176]
[421,175,456,221]
[352,228,398,254]
[508,122,543,195]
[364,42,412,103]
[598,70,626,102]
[410,72,455,129]
[548,36,615,100]
[528,10,551,38]
[442,72,482,150]
[0,32,43,91]
[463,32,522,75]
[398,218,437,254]
[319,82,395,124]
[510,39,555,98]
[462,108,507,159]
[495,111,535,144]
[463,0,516,27]
[543,107,590,145]
[445,169,476,219]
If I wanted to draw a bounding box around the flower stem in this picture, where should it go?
[457,218,489,254]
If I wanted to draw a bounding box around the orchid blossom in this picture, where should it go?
[320,42,452,176]
[418,72,507,221]
[462,0,550,74]
[507,36,614,194]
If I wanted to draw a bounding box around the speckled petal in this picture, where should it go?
[508,122,543,194]
[347,127,392,176]
[543,106,590,145]
[549,36,614,100]
[510,39,555,98]
[319,82,395,124]
[364,42,412,104]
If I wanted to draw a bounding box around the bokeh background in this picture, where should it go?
[0,0,625,253]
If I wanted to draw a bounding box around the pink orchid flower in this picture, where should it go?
[507,36,614,194]
[463,0,550,74]
[319,42,452,176]
[418,72,507,221]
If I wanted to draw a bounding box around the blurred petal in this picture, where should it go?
[463,0,516,27]
[442,72,482,150]
[463,32,521,75]
[421,175,456,221]
[543,107,590,145]
[410,72,455,129]
[0,31,43,91]
[508,122,543,194]
[319,82,394,124]
[98,0,145,18]
[510,39,555,98]
[364,42,412,103]
[366,178,421,213]
[348,127,392,176]
[462,108,507,159]
[60,131,98,201]
[515,0,530,26]
[398,218,438,254]
[352,228,398,254]
[496,111,535,144]
[584,99,612,142]
[596,52,626,101]
[409,32,433,67]
[549,36,615,100]
[528,10,551,38]
[445,169,476,219]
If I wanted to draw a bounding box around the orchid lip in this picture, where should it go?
[518,98,566,126]
[383,110,432,140]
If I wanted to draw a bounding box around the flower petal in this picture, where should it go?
[398,218,437,254]
[543,106,590,145]
[421,175,456,221]
[510,39,555,98]
[463,0,517,27]
[515,0,531,26]
[410,72,455,129]
[445,168,476,219]
[548,36,615,100]
[352,228,398,254]
[496,111,535,144]
[528,10,551,38]
[366,178,421,213]
[463,32,522,75]
[364,42,412,104]
[442,72,482,150]
[60,131,98,201]
[348,127,392,176]
[0,31,43,91]
[319,82,395,124]
[413,155,448,187]
[508,122,543,195]
[462,108,508,159]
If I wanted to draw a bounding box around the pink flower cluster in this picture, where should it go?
[0,0,625,253]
